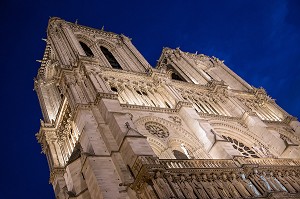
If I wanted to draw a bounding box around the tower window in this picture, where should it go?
[79,41,94,57]
[100,46,122,69]
[171,71,185,81]
[167,64,186,82]
[110,86,118,92]
[222,135,259,158]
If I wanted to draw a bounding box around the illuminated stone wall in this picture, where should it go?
[35,17,300,198]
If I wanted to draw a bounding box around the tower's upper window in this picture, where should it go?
[79,41,94,57]
[167,64,186,82]
[171,71,186,81]
[100,46,122,69]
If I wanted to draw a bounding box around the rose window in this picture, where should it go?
[145,122,169,138]
[222,135,259,158]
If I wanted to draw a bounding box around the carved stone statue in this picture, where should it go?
[189,174,210,199]
[230,173,252,198]
[239,173,261,197]
[265,171,287,192]
[166,174,185,199]
[151,171,175,199]
[249,169,272,193]
[201,174,221,199]
[144,182,159,199]
[275,172,296,193]
[221,173,241,198]
[177,175,197,199]
[290,171,300,186]
[211,173,231,198]
[285,171,300,192]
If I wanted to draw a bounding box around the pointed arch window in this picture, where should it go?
[167,64,186,82]
[79,41,94,57]
[100,46,122,69]
[222,135,259,158]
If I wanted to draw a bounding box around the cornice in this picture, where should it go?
[121,104,177,113]
[67,22,119,40]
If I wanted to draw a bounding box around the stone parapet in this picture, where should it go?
[131,156,300,198]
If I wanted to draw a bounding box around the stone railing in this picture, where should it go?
[160,159,237,169]
[234,157,300,167]
[131,156,300,199]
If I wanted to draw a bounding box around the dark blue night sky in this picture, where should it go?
[0,0,299,198]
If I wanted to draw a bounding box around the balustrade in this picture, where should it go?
[131,156,300,198]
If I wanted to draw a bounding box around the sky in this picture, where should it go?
[0,0,299,198]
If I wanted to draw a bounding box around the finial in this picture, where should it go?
[195,51,198,55]
[42,38,47,42]
[75,19,78,24]
[101,26,104,30]
[36,60,42,63]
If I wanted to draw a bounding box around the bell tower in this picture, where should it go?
[36,18,300,199]
[35,17,156,199]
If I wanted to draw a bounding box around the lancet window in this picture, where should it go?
[167,64,186,82]
[254,106,282,121]
[55,106,81,164]
[183,94,228,116]
[108,81,173,109]
[243,99,283,121]
[79,41,94,57]
[100,46,122,69]
[222,135,259,158]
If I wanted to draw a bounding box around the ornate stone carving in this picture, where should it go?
[168,115,182,125]
[145,122,169,138]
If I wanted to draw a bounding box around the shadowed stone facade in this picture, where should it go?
[35,17,300,198]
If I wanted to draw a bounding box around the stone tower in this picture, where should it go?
[35,18,300,199]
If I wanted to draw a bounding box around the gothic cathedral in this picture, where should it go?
[35,17,300,199]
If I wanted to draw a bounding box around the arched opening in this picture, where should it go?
[171,71,186,81]
[167,64,186,82]
[100,46,122,69]
[79,41,94,57]
[110,86,118,92]
[221,135,260,158]
[173,150,189,159]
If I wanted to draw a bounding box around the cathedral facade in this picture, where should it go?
[35,18,300,198]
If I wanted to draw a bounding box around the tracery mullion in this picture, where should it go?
[199,98,213,114]
[145,89,159,107]
[157,88,173,108]
[265,106,281,121]
[67,136,74,153]
[69,133,76,147]
[206,100,219,115]
[191,97,201,112]
[255,109,266,120]
[155,89,170,108]
[132,87,145,105]
[122,85,137,104]
[257,106,271,120]
[194,97,207,113]
[118,85,132,104]
[267,106,281,121]
[211,100,227,116]
[140,89,153,106]
[150,89,165,107]
[65,138,72,158]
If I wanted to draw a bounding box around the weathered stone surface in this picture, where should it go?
[35,18,300,198]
